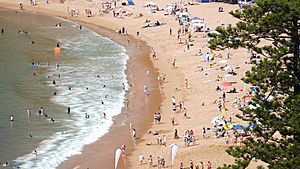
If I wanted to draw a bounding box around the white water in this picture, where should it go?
[14,19,129,169]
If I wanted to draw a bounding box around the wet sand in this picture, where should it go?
[57,21,162,169]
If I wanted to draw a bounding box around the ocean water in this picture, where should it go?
[0,9,128,169]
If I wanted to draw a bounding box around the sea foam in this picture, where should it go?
[14,21,129,169]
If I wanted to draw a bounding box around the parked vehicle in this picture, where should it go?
[238,0,256,8]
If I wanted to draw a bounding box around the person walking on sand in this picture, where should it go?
[174,129,179,139]
[1,28,4,35]
[144,85,148,95]
[207,161,212,169]
[185,79,189,89]
[169,28,172,35]
[148,155,153,167]
[172,59,176,68]
[202,127,206,138]
[132,128,136,139]
[139,153,144,165]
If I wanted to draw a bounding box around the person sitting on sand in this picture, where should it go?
[216,86,222,92]
[227,88,237,93]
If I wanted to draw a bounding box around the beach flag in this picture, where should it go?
[114,148,122,169]
[170,144,179,166]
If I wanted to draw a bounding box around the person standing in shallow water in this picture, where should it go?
[67,106,70,114]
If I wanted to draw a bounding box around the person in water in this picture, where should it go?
[10,115,14,121]
[67,106,70,114]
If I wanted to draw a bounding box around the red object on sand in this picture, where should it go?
[222,82,232,86]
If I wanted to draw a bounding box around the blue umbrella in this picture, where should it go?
[232,125,246,130]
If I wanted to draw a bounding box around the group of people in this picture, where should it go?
[138,154,166,168]
[180,160,212,169]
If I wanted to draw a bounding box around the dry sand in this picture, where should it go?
[0,0,264,168]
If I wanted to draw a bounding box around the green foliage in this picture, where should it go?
[209,0,300,168]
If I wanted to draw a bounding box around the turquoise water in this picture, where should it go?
[0,9,128,169]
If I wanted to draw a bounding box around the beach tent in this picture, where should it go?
[127,0,134,5]
[190,17,205,32]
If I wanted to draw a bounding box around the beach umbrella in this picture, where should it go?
[224,74,233,78]
[224,66,233,71]
[223,123,234,130]
[222,82,232,86]
[232,125,246,130]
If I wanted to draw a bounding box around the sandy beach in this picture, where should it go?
[0,0,264,168]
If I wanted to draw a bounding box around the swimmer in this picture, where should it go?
[29,134,33,138]
[1,28,3,35]
[52,80,56,85]
[103,85,106,88]
[10,115,14,121]
[27,108,31,116]
[68,86,71,90]
[67,106,70,114]
[101,100,104,105]
[79,25,82,30]
[3,161,9,166]
[50,118,55,122]
[54,91,57,95]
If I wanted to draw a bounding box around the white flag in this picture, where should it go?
[170,144,179,165]
[114,148,122,169]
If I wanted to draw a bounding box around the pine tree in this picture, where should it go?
[208,0,300,168]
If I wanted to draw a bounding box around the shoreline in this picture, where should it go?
[0,1,266,168]
[0,3,162,169]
